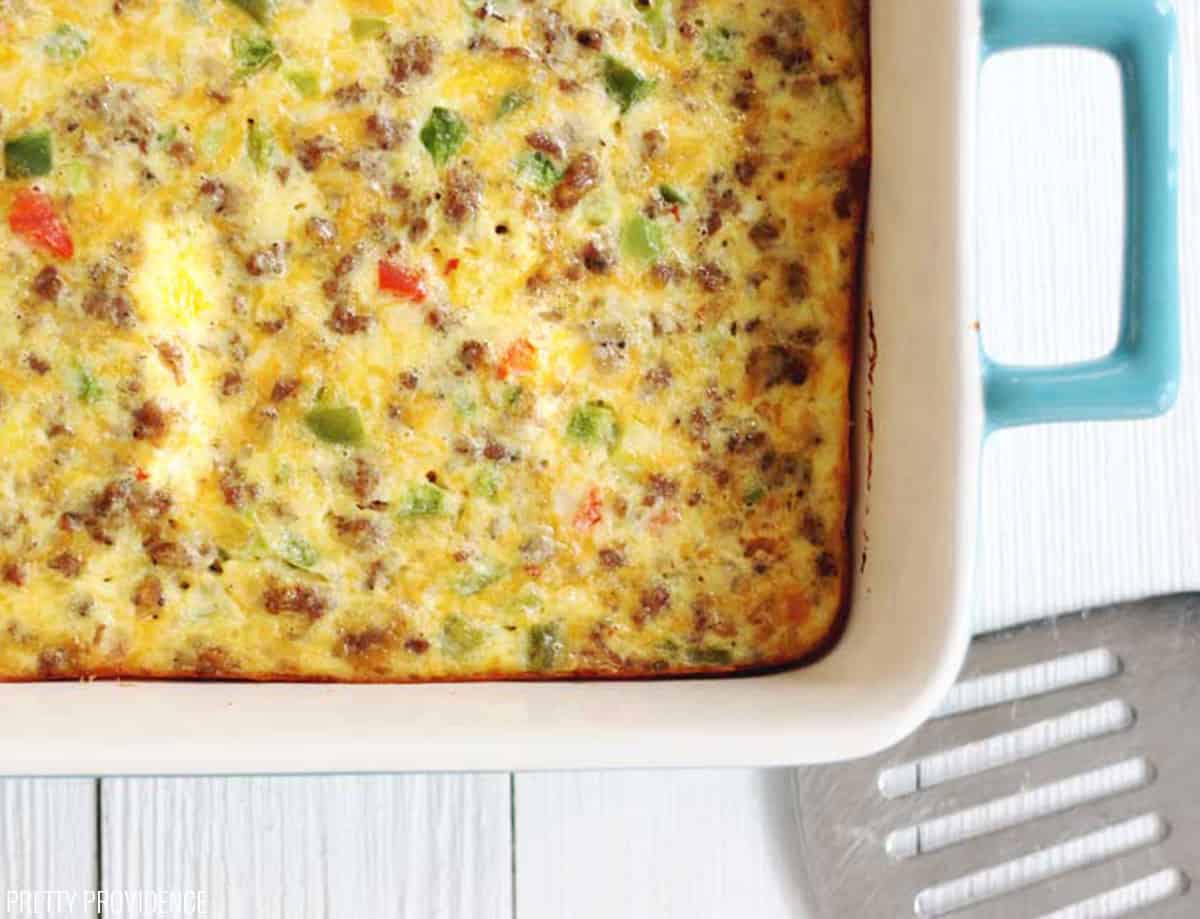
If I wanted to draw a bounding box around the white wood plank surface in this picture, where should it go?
[2,12,1198,919]
[514,770,812,919]
[100,776,512,919]
[0,780,96,918]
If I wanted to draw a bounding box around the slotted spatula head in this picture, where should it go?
[792,597,1199,918]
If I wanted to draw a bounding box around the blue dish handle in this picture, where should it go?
[980,0,1180,431]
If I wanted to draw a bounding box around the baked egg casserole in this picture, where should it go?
[0,0,867,680]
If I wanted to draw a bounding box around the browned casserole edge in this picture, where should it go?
[6,4,871,686]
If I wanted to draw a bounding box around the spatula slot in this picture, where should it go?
[913,813,1168,917]
[879,699,1135,799]
[886,756,1153,859]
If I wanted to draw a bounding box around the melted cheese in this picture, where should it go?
[0,0,866,680]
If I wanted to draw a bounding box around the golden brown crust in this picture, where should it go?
[0,0,868,682]
[0,625,851,683]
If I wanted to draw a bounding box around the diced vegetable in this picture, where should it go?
[378,260,428,301]
[496,338,536,380]
[181,0,208,21]
[566,400,620,451]
[621,215,664,260]
[573,486,603,530]
[285,68,320,98]
[278,533,318,569]
[744,484,767,507]
[8,189,73,259]
[460,0,508,15]
[225,0,273,26]
[603,57,654,113]
[246,120,273,170]
[43,24,89,62]
[442,614,484,655]
[502,384,525,411]
[244,527,270,559]
[304,405,365,445]
[636,0,671,48]
[473,468,500,500]
[397,483,445,518]
[688,645,733,665]
[508,587,544,617]
[4,131,53,179]
[350,17,388,40]
[63,161,91,194]
[659,184,687,205]
[454,557,505,596]
[703,26,737,62]
[231,32,280,79]
[496,89,530,119]
[453,392,476,417]
[527,622,563,670]
[515,152,563,190]
[75,366,103,404]
[420,107,467,166]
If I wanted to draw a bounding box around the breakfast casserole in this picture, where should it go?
[0,0,867,680]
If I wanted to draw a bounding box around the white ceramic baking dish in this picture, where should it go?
[4,0,1179,774]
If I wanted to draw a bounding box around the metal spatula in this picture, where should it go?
[792,597,1199,918]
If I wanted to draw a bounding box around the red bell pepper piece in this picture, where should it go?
[573,486,603,530]
[378,260,427,301]
[497,338,536,380]
[9,189,73,259]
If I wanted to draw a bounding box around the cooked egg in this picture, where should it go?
[0,0,866,680]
